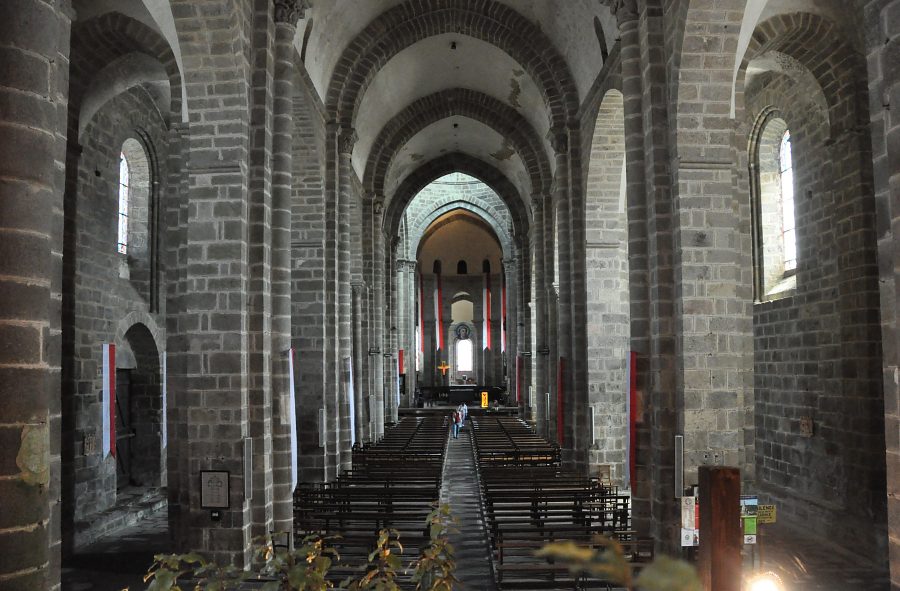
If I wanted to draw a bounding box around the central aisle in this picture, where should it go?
[440,427,498,590]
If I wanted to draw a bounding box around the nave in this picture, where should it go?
[61,410,892,590]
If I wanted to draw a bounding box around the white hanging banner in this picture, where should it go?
[344,356,356,446]
[287,348,298,491]
[161,353,167,448]
[101,344,116,458]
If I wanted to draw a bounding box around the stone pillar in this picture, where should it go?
[351,282,365,445]
[0,0,71,588]
[531,197,547,433]
[336,127,356,471]
[516,240,532,415]
[402,260,417,406]
[503,257,518,402]
[271,0,303,534]
[543,193,557,440]
[614,1,652,529]
[322,121,341,480]
[387,238,400,422]
[372,211,386,439]
[246,0,277,540]
[864,2,900,583]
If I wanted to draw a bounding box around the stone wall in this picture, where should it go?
[290,80,327,483]
[61,86,167,528]
[583,89,630,485]
[745,58,887,563]
[863,0,900,584]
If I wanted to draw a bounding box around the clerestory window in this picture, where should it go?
[779,131,796,273]
[117,152,129,255]
[752,115,797,300]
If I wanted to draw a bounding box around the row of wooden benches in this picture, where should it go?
[293,415,448,588]
[472,416,652,590]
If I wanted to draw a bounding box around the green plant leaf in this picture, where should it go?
[634,556,702,591]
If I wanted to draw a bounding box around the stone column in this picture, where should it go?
[271,0,303,538]
[351,282,365,444]
[403,260,417,406]
[336,127,356,471]
[372,208,386,439]
[530,196,547,435]
[543,193,557,440]
[322,122,340,480]
[503,257,518,402]
[864,3,900,583]
[612,1,653,530]
[246,0,278,540]
[387,238,400,422]
[516,239,532,415]
[0,0,71,588]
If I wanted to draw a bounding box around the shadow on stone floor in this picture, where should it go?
[62,509,168,591]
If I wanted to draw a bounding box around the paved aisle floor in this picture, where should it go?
[440,427,498,591]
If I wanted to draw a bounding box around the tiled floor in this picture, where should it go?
[62,509,169,591]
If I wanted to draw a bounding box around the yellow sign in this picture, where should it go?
[757,505,776,524]
[481,391,489,408]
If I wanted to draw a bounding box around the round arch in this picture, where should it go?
[385,153,530,242]
[70,12,185,135]
[409,202,513,260]
[324,0,578,132]
[363,88,553,199]
[735,12,867,130]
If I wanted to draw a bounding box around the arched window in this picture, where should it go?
[117,153,130,255]
[456,338,473,372]
[752,115,797,299]
[457,260,468,275]
[117,138,154,303]
[779,131,796,272]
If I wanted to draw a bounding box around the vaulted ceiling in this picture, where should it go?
[294,0,618,212]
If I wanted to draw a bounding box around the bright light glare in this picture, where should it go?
[748,574,783,591]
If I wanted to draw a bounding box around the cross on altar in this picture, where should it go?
[437,361,450,375]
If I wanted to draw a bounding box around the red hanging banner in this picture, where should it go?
[418,274,425,353]
[482,272,492,350]
[434,272,444,350]
[557,357,565,446]
[501,270,507,353]
[398,349,404,375]
[102,343,116,458]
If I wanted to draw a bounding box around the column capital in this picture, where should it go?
[600,0,638,25]
[337,126,358,155]
[273,0,309,25]
[547,126,569,156]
